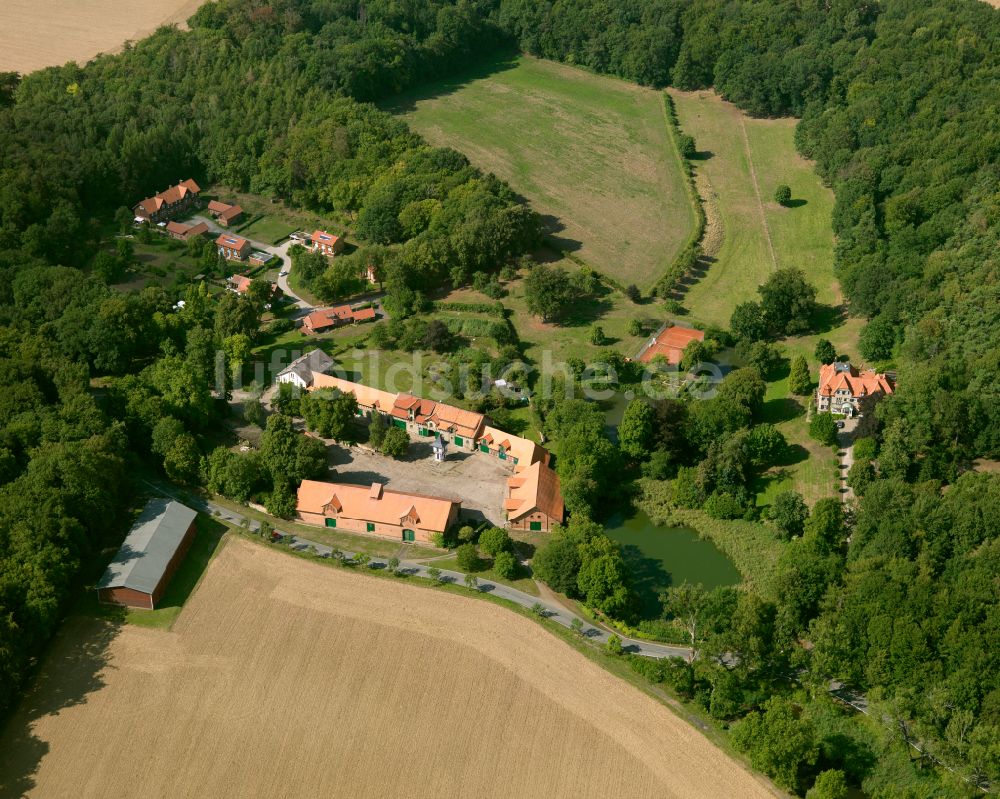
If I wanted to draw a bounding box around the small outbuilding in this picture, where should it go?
[97,498,198,609]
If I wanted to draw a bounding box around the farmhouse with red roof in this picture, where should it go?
[310,230,344,257]
[216,233,251,261]
[133,179,201,223]
[297,480,459,543]
[301,305,375,334]
[505,461,564,533]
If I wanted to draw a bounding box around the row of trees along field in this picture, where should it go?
[0,0,999,794]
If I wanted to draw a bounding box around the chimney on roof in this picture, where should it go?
[369,482,383,500]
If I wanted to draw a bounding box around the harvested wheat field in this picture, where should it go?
[0,537,780,799]
[0,0,203,74]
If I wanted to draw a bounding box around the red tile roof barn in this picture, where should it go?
[297,480,458,534]
[219,204,244,223]
[302,306,374,333]
[505,462,564,524]
[166,220,209,240]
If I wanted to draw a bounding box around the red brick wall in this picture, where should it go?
[509,511,557,533]
[98,586,153,609]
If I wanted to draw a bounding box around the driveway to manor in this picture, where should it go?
[837,416,860,503]
[142,478,692,661]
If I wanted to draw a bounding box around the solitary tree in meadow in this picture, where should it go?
[789,355,812,396]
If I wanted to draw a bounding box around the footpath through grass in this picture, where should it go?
[389,54,695,290]
[670,90,837,327]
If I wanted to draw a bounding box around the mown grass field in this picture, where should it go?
[0,537,781,799]
[389,55,696,290]
[670,90,838,327]
[237,216,297,246]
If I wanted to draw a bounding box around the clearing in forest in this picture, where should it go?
[670,90,837,328]
[0,0,202,74]
[0,536,780,799]
[389,55,696,291]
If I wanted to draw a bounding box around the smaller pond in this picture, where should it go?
[605,511,741,620]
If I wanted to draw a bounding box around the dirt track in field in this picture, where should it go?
[0,0,202,74]
[0,537,781,799]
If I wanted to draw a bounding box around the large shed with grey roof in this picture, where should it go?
[97,498,198,609]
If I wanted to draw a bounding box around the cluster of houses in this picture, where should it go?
[277,351,564,543]
[637,326,895,419]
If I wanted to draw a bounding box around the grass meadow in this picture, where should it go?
[670,90,838,327]
[389,54,696,290]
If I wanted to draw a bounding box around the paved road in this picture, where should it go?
[142,479,692,660]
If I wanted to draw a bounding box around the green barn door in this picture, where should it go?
[325,518,337,528]
[453,436,463,447]
[529,521,542,532]
[479,443,489,453]
[402,529,415,542]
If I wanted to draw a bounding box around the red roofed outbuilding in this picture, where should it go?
[302,305,375,334]
[638,325,705,366]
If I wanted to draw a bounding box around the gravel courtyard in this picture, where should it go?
[327,440,509,527]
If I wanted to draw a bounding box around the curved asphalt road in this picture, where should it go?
[143,479,691,660]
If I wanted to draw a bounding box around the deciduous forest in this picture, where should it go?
[0,0,998,795]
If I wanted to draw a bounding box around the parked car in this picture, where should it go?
[836,420,845,429]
